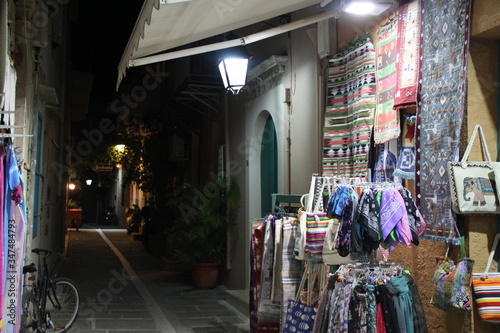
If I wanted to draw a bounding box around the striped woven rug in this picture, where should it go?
[323,34,376,177]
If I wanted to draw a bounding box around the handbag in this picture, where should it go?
[430,256,475,311]
[294,179,316,260]
[472,233,500,323]
[448,124,500,214]
[283,262,321,333]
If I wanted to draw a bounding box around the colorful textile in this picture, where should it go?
[3,145,26,333]
[250,218,280,332]
[323,34,376,177]
[394,114,416,179]
[305,213,329,255]
[373,139,399,183]
[393,0,421,109]
[431,256,474,312]
[281,217,302,321]
[472,274,500,323]
[258,215,281,321]
[374,17,400,143]
[416,0,472,245]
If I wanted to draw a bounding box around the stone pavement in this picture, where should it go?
[59,225,249,333]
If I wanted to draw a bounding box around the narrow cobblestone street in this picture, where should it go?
[59,226,249,333]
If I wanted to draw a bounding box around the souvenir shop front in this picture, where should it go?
[246,0,500,332]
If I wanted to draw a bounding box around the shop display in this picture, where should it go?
[415,0,472,244]
[250,175,428,332]
[448,124,500,215]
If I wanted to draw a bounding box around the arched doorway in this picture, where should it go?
[260,115,278,216]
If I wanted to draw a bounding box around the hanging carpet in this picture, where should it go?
[323,34,376,177]
[416,0,472,244]
[374,16,400,144]
[393,0,421,109]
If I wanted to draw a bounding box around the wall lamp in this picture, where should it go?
[218,46,249,95]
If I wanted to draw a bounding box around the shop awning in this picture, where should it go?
[117,0,329,89]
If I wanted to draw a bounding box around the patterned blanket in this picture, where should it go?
[323,35,376,177]
[416,0,472,244]
[374,17,400,144]
[394,0,421,109]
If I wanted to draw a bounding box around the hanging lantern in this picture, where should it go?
[217,46,249,95]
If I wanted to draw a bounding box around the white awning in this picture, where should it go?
[117,0,329,89]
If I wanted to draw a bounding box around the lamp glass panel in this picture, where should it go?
[344,1,376,14]
[218,61,229,88]
[222,58,248,87]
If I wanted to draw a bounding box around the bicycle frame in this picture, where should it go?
[23,249,63,330]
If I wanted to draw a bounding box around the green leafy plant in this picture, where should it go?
[171,177,240,264]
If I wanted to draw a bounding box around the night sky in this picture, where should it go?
[70,0,143,119]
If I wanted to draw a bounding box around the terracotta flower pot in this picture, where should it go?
[191,263,220,289]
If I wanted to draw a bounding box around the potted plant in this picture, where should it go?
[171,177,240,289]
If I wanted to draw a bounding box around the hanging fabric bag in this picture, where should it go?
[447,124,500,214]
[283,262,319,333]
[305,178,329,256]
[472,233,500,323]
[430,241,475,312]
[294,177,317,260]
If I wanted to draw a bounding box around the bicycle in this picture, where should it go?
[21,248,80,332]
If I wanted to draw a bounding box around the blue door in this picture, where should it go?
[260,115,278,216]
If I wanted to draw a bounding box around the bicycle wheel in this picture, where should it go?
[21,291,39,332]
[43,278,80,332]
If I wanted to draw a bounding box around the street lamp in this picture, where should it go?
[218,46,249,95]
[68,183,76,190]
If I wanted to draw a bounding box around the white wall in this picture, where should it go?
[227,23,321,290]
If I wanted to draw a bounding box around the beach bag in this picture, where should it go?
[283,262,321,333]
[430,256,474,312]
[448,124,500,214]
[472,233,500,323]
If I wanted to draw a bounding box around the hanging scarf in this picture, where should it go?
[391,274,415,333]
[393,190,413,247]
[357,189,381,249]
[375,284,400,333]
[403,273,428,333]
[379,190,405,249]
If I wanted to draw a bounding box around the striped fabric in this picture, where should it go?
[281,218,302,321]
[472,274,500,323]
[374,17,400,144]
[305,213,329,255]
[323,34,376,177]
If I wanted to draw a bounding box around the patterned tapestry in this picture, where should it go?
[374,17,400,144]
[416,0,472,244]
[394,0,421,109]
[394,114,416,179]
[323,35,376,177]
